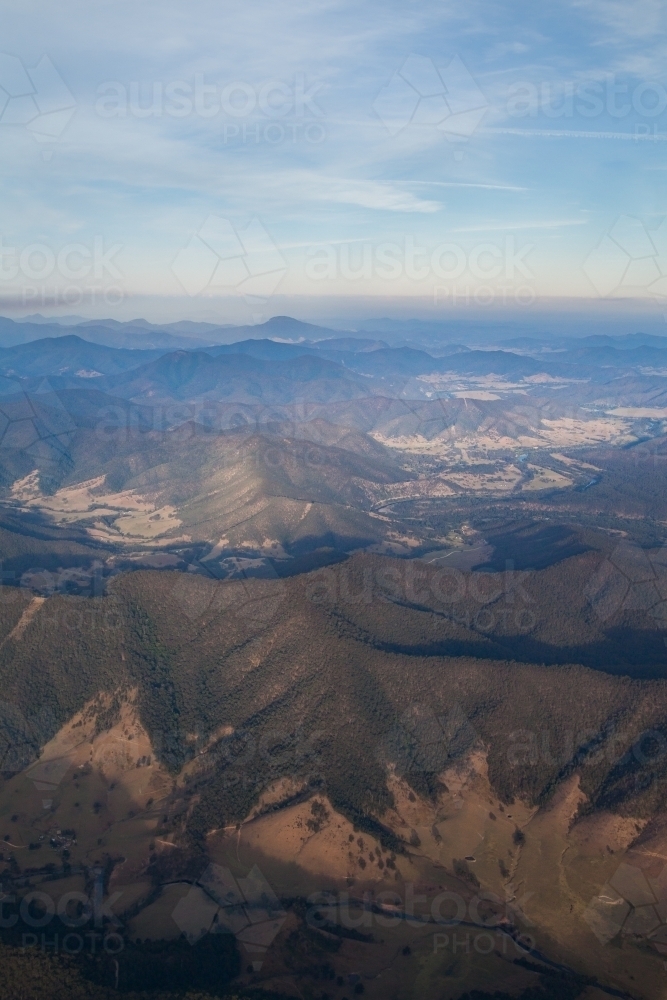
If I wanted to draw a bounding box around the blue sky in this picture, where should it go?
[2,0,667,325]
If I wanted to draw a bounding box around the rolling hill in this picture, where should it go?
[0,316,665,997]
[0,555,666,995]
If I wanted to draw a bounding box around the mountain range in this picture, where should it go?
[0,315,665,999]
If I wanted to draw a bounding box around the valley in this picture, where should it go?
[0,316,665,998]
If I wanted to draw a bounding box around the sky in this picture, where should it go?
[2,0,667,326]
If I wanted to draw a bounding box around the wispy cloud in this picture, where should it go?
[321,180,442,212]
[1,0,665,312]
[405,179,528,191]
[449,218,589,232]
